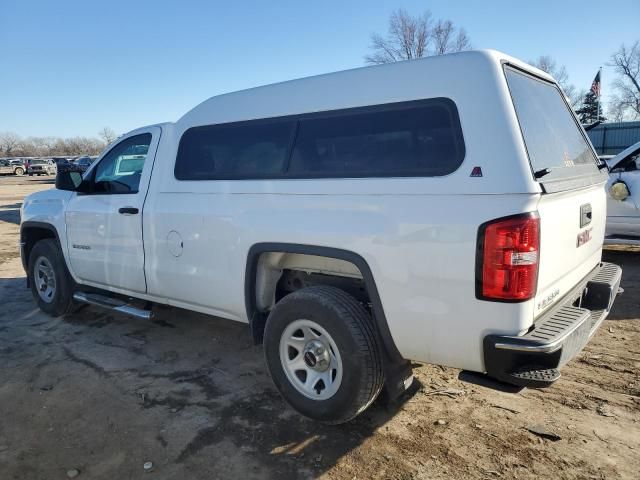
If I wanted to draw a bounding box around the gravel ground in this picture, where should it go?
[0,174,639,479]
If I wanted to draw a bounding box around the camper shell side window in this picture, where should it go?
[174,98,465,181]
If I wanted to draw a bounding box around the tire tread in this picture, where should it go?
[266,285,384,423]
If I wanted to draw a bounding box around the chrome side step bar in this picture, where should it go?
[73,292,154,320]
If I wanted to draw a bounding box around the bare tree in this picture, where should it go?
[608,41,640,120]
[24,137,51,157]
[433,20,470,55]
[607,96,627,122]
[41,137,58,155]
[0,132,22,156]
[99,127,117,144]
[0,131,106,157]
[365,9,471,65]
[529,55,584,110]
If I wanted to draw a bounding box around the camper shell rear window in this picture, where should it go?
[174,98,465,180]
[504,66,602,188]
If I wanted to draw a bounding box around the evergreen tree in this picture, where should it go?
[575,91,605,124]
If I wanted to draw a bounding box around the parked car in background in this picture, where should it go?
[27,159,57,176]
[51,157,72,166]
[605,140,640,245]
[71,156,94,173]
[599,154,616,167]
[11,159,29,174]
[0,158,26,176]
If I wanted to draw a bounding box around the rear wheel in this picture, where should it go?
[28,239,77,316]
[14,167,24,176]
[264,286,384,424]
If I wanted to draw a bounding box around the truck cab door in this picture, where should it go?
[606,147,640,236]
[65,127,161,293]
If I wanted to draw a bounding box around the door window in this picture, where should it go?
[90,134,151,194]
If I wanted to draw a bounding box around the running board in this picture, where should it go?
[72,292,154,320]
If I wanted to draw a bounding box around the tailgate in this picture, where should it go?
[535,183,606,316]
[504,65,609,316]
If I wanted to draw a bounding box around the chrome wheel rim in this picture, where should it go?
[279,319,343,400]
[34,256,56,303]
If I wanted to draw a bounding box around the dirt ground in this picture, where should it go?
[0,175,639,480]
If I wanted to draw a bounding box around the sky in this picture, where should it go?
[1,0,638,139]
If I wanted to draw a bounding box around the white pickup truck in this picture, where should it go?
[20,50,622,423]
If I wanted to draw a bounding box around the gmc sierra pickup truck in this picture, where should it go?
[20,50,622,423]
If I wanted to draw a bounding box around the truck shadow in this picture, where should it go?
[26,177,55,184]
[602,247,640,321]
[0,276,420,479]
[0,203,21,225]
[103,304,422,477]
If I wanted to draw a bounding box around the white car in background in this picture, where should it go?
[606,140,640,245]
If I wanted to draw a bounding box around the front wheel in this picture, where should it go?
[28,239,77,316]
[14,167,24,176]
[264,286,384,424]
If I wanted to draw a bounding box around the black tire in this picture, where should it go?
[264,286,384,424]
[28,239,77,316]
[14,167,24,176]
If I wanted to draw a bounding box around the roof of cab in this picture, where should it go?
[177,49,554,130]
[117,122,172,141]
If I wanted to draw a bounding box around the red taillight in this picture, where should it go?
[477,213,540,301]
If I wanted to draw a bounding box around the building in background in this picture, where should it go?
[587,121,640,155]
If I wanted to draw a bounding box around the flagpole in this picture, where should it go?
[597,67,602,122]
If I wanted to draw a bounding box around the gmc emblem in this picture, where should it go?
[577,228,593,248]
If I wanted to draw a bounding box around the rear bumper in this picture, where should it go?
[483,262,622,388]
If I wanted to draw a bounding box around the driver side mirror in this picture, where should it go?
[55,169,85,192]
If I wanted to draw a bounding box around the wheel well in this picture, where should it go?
[254,251,367,314]
[21,224,58,269]
[245,243,411,401]
[244,244,403,359]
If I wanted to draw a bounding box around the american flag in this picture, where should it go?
[590,70,601,97]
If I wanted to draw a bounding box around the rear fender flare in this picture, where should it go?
[244,242,403,365]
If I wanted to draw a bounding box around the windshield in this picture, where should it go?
[505,67,599,182]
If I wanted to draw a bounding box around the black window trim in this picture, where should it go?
[174,97,466,181]
[79,132,152,196]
